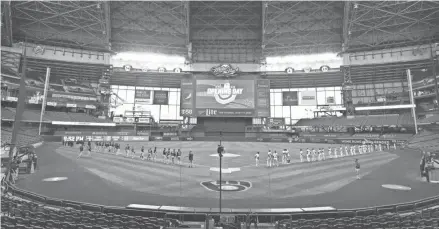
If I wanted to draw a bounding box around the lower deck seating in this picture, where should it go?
[1,191,438,229]
[296,113,414,127]
[1,130,42,147]
[1,193,168,229]
[408,130,439,149]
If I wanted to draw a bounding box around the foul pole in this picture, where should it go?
[406,69,418,134]
[38,67,51,135]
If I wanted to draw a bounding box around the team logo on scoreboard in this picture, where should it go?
[200,180,252,192]
[207,83,243,105]
[211,64,239,78]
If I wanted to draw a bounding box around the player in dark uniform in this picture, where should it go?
[355,159,360,179]
[147,148,152,160]
[125,144,130,157]
[162,148,167,163]
[140,146,145,160]
[115,143,120,155]
[130,147,136,159]
[188,151,194,168]
[77,144,84,159]
[171,149,176,164]
[177,149,182,165]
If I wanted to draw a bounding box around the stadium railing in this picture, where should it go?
[4,182,439,224]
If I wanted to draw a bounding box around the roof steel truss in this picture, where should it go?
[1,1,13,47]
[263,1,344,56]
[346,1,439,52]
[110,1,187,55]
[11,1,108,51]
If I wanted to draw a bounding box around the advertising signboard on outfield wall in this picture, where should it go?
[56,131,136,136]
[63,135,149,142]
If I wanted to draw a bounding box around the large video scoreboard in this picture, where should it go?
[180,78,270,117]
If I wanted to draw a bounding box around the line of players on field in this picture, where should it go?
[256,143,388,167]
[77,141,195,167]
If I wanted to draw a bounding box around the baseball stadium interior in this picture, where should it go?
[1,1,439,229]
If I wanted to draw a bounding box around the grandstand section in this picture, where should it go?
[1,1,439,228]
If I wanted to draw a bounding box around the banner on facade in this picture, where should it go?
[134,90,152,104]
[153,90,169,105]
[282,91,298,106]
[300,91,317,106]
[326,96,335,104]
[113,117,151,124]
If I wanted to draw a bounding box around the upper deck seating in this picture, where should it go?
[2,108,107,123]
[297,114,414,127]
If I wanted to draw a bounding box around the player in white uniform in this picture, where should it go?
[345,146,349,157]
[255,152,260,167]
[267,150,272,167]
[379,143,382,152]
[321,148,326,160]
[328,147,332,159]
[273,151,279,166]
[306,148,311,162]
[339,146,344,157]
[312,148,316,161]
[333,147,338,159]
[317,149,321,161]
[299,149,304,163]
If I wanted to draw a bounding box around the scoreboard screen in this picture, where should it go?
[180,78,270,117]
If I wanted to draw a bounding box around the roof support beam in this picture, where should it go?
[2,1,13,47]
[104,1,112,51]
[342,1,351,52]
[185,1,192,62]
[261,1,267,59]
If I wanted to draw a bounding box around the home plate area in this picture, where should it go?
[201,181,252,192]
